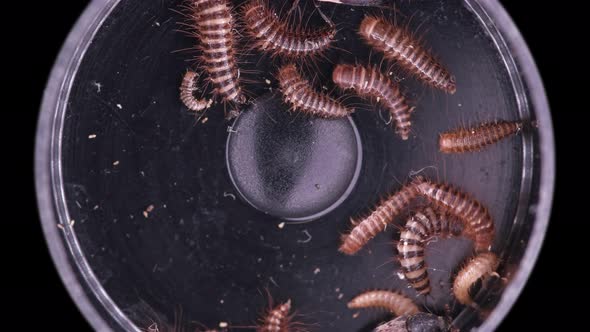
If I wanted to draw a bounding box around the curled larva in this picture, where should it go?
[397,207,466,295]
[348,290,420,316]
[414,179,494,253]
[339,180,421,255]
[453,252,500,306]
[242,0,335,59]
[333,64,414,139]
[439,120,523,153]
[191,0,245,104]
[358,16,456,94]
[180,71,213,111]
[278,64,353,118]
[258,299,293,332]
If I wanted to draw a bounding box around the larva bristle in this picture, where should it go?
[414,180,495,253]
[258,300,292,332]
[358,16,456,94]
[180,71,213,111]
[191,0,245,104]
[333,64,413,139]
[453,253,500,306]
[339,179,423,255]
[278,64,353,118]
[242,0,335,59]
[439,121,523,153]
[397,207,468,295]
[347,290,420,316]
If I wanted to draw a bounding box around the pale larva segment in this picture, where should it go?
[439,120,524,153]
[453,253,500,306]
[179,71,213,112]
[258,300,292,332]
[347,290,420,316]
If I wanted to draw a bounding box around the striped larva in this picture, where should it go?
[358,16,456,94]
[439,120,523,153]
[339,180,421,255]
[242,0,336,59]
[180,70,213,111]
[414,179,495,253]
[374,313,457,332]
[397,207,467,295]
[453,252,500,306]
[258,299,294,332]
[191,0,245,104]
[278,64,353,118]
[347,290,420,316]
[332,64,414,139]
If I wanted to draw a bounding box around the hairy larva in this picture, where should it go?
[439,120,523,153]
[414,179,494,253]
[397,207,466,295]
[180,71,213,111]
[339,180,420,255]
[259,299,293,332]
[348,290,420,316]
[242,0,336,59]
[358,16,456,94]
[191,0,245,104]
[453,252,500,306]
[374,313,457,332]
[333,64,414,139]
[278,64,353,118]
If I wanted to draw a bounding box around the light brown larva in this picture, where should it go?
[453,252,500,306]
[347,290,420,316]
[397,207,467,295]
[414,179,495,253]
[191,0,245,104]
[180,71,213,111]
[332,64,414,140]
[278,64,353,118]
[358,16,456,94]
[339,180,420,255]
[439,120,523,153]
[258,299,292,332]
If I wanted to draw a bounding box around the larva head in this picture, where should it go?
[359,16,383,40]
[332,64,356,90]
[338,233,359,255]
[445,76,457,95]
[396,125,411,140]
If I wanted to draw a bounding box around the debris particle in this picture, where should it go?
[227,126,237,133]
[257,257,262,263]
[352,312,360,319]
[278,222,285,229]
[57,223,64,230]
[269,276,279,287]
[397,272,405,280]
[219,322,228,328]
[314,183,321,189]
[297,230,312,244]
[154,21,161,27]
[116,103,123,109]
[265,79,271,85]
[220,299,225,304]
[201,117,208,124]
[69,219,75,227]
[338,293,344,300]
[93,205,99,210]
[223,192,236,200]
[143,204,155,218]
[335,288,340,292]
[88,134,97,139]
[93,82,102,93]
[113,160,120,166]
[313,267,321,275]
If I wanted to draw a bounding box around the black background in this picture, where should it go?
[16,1,575,331]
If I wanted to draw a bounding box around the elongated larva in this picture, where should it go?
[180,71,213,111]
[333,64,413,139]
[242,0,335,58]
[397,207,466,295]
[278,64,353,118]
[339,180,422,255]
[258,300,292,332]
[348,290,420,316]
[358,16,456,94]
[453,253,499,306]
[439,120,523,153]
[191,0,245,104]
[414,179,494,252]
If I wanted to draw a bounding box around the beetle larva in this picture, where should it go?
[439,120,523,153]
[180,70,213,112]
[348,290,420,316]
[453,252,500,306]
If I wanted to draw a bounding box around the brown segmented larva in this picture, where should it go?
[333,64,414,140]
[242,0,336,59]
[180,71,213,111]
[347,290,420,316]
[278,64,353,118]
[414,178,494,253]
[339,180,421,255]
[453,252,500,306]
[191,0,245,104]
[258,299,292,332]
[358,16,456,94]
[397,207,467,295]
[439,120,523,153]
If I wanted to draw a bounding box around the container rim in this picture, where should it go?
[34,0,555,331]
